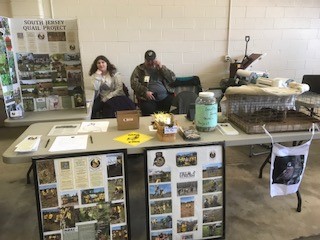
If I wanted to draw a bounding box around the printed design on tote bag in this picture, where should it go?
[272,155,304,185]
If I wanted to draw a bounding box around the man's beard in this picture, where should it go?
[146,67,160,81]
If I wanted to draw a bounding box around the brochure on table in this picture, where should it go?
[33,150,130,240]
[0,16,86,119]
[15,134,42,152]
[145,143,225,240]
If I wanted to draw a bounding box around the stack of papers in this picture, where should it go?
[15,135,42,152]
[49,135,88,152]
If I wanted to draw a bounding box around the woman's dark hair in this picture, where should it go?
[89,55,117,77]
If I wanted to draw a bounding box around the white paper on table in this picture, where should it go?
[78,121,109,133]
[49,135,88,152]
[15,135,42,152]
[148,125,157,131]
[48,124,81,136]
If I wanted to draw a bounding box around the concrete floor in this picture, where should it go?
[1,126,320,240]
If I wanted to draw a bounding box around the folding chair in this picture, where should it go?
[170,76,202,118]
[295,75,320,118]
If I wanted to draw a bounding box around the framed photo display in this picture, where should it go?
[33,150,130,240]
[145,143,225,240]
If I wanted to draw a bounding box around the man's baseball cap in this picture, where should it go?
[145,50,156,61]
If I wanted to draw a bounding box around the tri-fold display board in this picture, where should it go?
[0,17,86,119]
[33,150,129,240]
[145,143,225,240]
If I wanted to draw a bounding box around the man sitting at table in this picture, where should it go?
[130,50,176,116]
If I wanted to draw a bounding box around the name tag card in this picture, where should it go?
[164,126,178,134]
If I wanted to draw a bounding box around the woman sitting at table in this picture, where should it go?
[89,55,135,118]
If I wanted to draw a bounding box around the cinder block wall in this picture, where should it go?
[0,0,11,18]
[2,0,320,93]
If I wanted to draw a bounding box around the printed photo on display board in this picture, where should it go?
[0,16,23,118]
[145,143,225,240]
[33,150,129,240]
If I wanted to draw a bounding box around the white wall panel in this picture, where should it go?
[4,0,320,88]
[0,0,12,17]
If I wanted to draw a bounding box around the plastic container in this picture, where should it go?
[195,92,218,132]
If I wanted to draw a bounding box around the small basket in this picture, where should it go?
[155,122,177,142]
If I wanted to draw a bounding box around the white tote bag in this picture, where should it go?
[263,124,315,197]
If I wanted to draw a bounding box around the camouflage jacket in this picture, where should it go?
[130,63,176,100]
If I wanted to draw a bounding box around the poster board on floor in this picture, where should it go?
[32,150,130,240]
[145,143,225,240]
